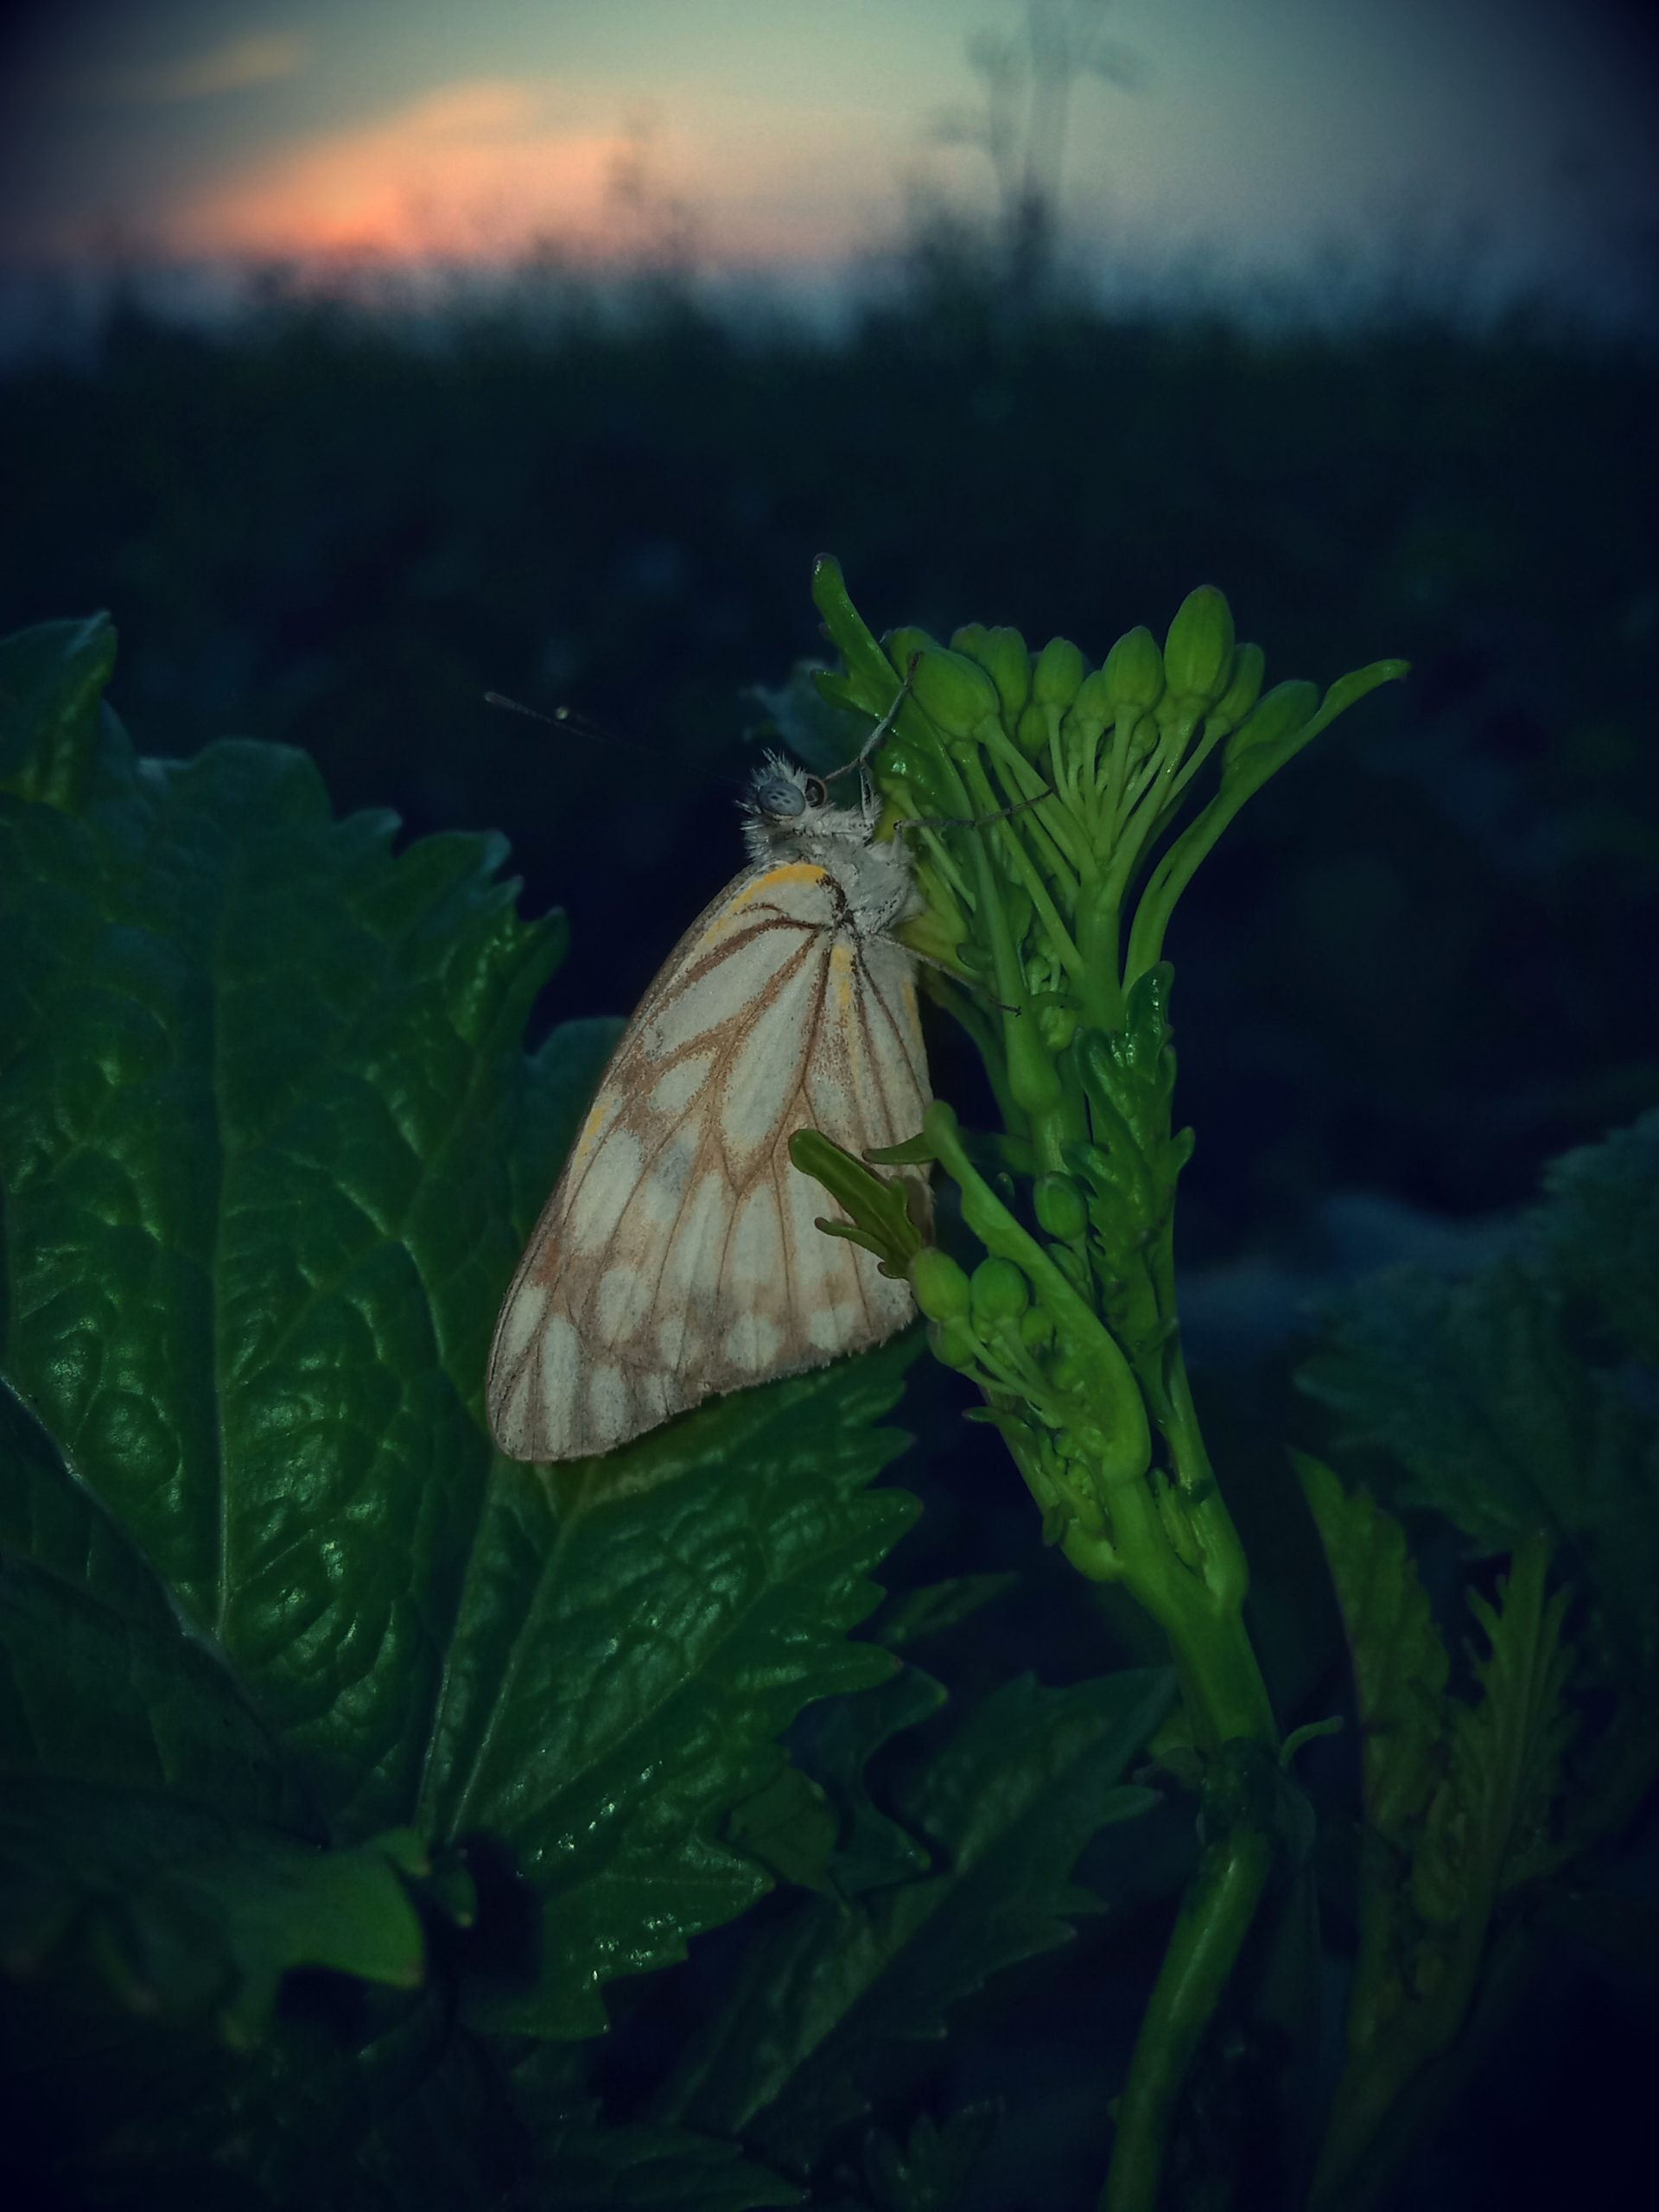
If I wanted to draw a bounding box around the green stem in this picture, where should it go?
[1154,1581,1277,1753]
[1102,1762,1278,2212]
[1099,1370,1278,2212]
[957,747,1088,990]
[979,720,1087,883]
[1160,1349,1253,1616]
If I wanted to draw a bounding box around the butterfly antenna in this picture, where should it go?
[896,789,1049,836]
[485,690,562,726]
[484,691,653,757]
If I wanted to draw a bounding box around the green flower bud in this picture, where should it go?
[1062,668,1114,749]
[971,1256,1029,1327]
[1001,880,1034,946]
[1103,626,1165,715]
[1033,1173,1090,1242]
[1209,643,1265,731]
[929,1317,983,1373]
[1019,1304,1055,1351]
[1222,678,1319,776]
[1033,635,1086,710]
[1014,700,1050,758]
[883,625,942,679]
[1036,1001,1077,1054]
[1162,587,1236,708]
[911,1247,972,1323]
[909,646,1004,739]
[954,622,1031,728]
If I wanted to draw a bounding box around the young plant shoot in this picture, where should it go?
[793,557,1407,2208]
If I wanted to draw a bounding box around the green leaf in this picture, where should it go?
[2,636,927,2063]
[1413,1539,1573,1918]
[1296,1454,1448,1845]
[1312,1540,1577,2203]
[1074,966,1181,1163]
[1534,1111,1659,1368]
[868,1573,1017,1649]
[793,1663,949,1897]
[0,698,571,1835]
[1304,1265,1582,1554]
[810,556,902,717]
[47,2005,794,2212]
[789,1130,929,1276]
[656,1669,1171,2173]
[726,1766,841,1895]
[508,2046,801,2209]
[539,2118,801,2210]
[0,1379,306,1831]
[1300,1116,1659,1675]
[2,1780,425,2044]
[0,610,114,812]
[856,2101,1001,2212]
[429,1339,919,2037]
[1068,966,1193,1255]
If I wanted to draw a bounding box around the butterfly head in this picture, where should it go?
[742,753,868,861]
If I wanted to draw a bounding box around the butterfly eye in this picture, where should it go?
[802,776,828,809]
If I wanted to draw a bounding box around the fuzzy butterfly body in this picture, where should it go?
[486,757,931,1462]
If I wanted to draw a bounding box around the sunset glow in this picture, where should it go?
[1,0,1654,310]
[156,80,632,261]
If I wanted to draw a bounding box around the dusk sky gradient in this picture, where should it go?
[3,1,1656,311]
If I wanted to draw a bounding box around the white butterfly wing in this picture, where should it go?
[486,857,930,1462]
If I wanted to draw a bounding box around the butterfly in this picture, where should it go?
[486,736,931,1463]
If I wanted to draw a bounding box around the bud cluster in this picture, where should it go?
[798,559,1406,1586]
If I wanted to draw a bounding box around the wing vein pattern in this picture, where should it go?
[487,857,930,1460]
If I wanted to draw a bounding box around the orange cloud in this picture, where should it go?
[156,78,633,259]
[87,30,309,106]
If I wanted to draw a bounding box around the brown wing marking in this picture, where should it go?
[486,858,928,1460]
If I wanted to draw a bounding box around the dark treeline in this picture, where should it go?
[3,264,1655,1259]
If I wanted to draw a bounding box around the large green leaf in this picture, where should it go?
[429,1342,918,2037]
[3,1971,796,2212]
[1533,1112,1659,1368]
[0,1778,426,2045]
[792,1662,947,1898]
[0,628,572,1835]
[1300,1113,1659,1674]
[1,1383,427,2043]
[657,1668,1171,2173]
[0,613,925,2079]
[29,1988,516,2212]
[0,1379,304,1831]
[0,608,113,812]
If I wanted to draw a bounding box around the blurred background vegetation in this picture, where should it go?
[3,250,1654,1266]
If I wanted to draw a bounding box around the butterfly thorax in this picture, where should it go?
[741,753,919,937]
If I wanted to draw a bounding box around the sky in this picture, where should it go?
[2,0,1656,315]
